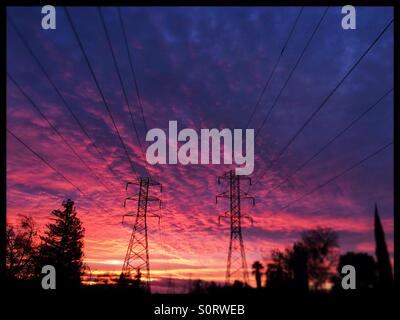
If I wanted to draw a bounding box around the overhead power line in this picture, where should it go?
[281,141,393,210]
[7,128,111,214]
[117,7,161,182]
[253,17,393,187]
[7,13,124,191]
[254,7,329,139]
[97,7,145,157]
[272,87,393,192]
[7,128,83,194]
[117,7,148,134]
[64,7,139,177]
[245,6,304,129]
[271,18,393,164]
[7,72,116,194]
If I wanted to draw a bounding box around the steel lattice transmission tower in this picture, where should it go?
[216,170,255,285]
[120,177,162,292]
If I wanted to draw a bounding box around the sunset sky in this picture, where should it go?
[7,6,393,291]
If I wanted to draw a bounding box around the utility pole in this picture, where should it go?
[216,170,254,286]
[120,177,162,292]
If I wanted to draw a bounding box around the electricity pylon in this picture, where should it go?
[216,170,254,285]
[120,177,162,292]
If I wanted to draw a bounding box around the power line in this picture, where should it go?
[97,7,145,157]
[64,7,139,177]
[7,13,124,191]
[7,128,111,214]
[271,87,393,193]
[245,7,304,129]
[281,141,393,210]
[7,72,116,194]
[243,7,328,196]
[254,7,329,139]
[96,9,162,284]
[253,17,393,187]
[7,129,83,194]
[117,7,148,134]
[116,7,161,183]
[271,18,393,164]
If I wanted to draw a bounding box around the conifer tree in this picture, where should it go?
[38,199,84,288]
[374,204,393,287]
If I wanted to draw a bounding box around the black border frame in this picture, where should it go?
[1,0,398,296]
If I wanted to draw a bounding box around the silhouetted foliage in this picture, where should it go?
[266,248,290,289]
[6,215,38,280]
[232,280,245,289]
[288,242,309,292]
[205,281,221,294]
[374,204,393,288]
[37,199,84,289]
[190,279,206,294]
[118,268,143,289]
[251,261,264,289]
[301,228,339,290]
[266,264,286,290]
[332,252,377,290]
[266,243,308,291]
[266,228,339,291]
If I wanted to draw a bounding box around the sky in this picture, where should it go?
[6,6,394,291]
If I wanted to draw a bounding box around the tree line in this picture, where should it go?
[6,199,393,293]
[251,205,393,292]
[6,199,84,289]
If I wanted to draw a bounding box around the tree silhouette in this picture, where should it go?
[266,249,290,289]
[266,243,308,291]
[232,280,245,289]
[118,268,143,289]
[301,228,339,290]
[37,199,84,289]
[266,262,286,289]
[266,228,338,291]
[374,204,393,288]
[251,261,264,289]
[191,279,206,294]
[288,242,309,292]
[6,215,38,280]
[335,252,376,290]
